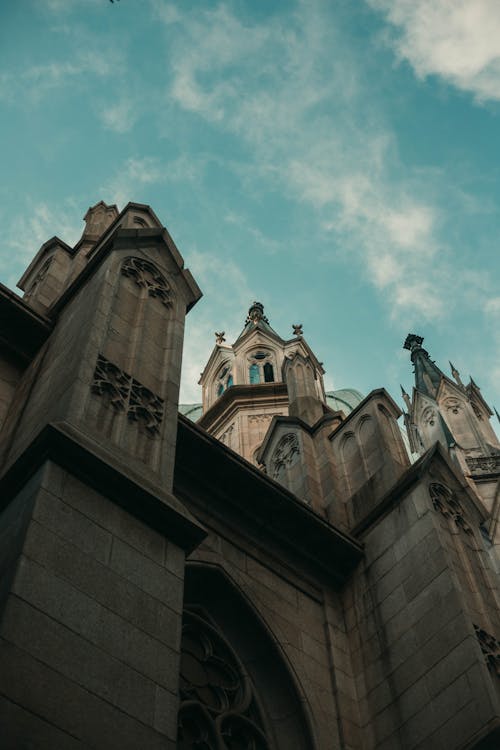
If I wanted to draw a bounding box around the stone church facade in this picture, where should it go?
[0,200,499,749]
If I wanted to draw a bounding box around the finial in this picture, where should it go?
[470,376,480,389]
[495,407,500,425]
[449,361,463,387]
[403,333,424,352]
[245,301,269,326]
[215,331,226,344]
[292,323,303,336]
[400,384,411,411]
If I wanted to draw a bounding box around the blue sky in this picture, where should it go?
[1,0,499,414]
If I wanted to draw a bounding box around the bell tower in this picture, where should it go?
[197,302,327,464]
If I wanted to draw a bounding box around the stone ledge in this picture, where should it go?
[175,413,363,585]
[0,421,206,554]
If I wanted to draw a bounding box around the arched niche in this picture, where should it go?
[180,563,316,750]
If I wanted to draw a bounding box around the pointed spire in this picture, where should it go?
[403,333,444,398]
[449,361,463,388]
[469,376,480,389]
[234,301,280,343]
[495,407,500,425]
[245,301,269,326]
[400,384,411,412]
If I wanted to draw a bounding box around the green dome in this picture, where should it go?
[325,388,364,415]
[179,403,203,421]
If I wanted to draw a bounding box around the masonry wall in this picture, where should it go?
[346,476,500,749]
[178,490,364,750]
[0,461,186,750]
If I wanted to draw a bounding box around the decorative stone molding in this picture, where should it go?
[91,354,164,436]
[443,397,461,414]
[121,257,172,307]
[429,482,473,535]
[271,432,300,479]
[220,424,234,445]
[91,354,131,411]
[177,608,271,749]
[474,624,500,677]
[248,414,274,424]
[466,455,500,474]
[128,380,164,435]
[421,406,436,427]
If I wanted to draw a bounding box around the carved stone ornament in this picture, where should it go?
[128,380,164,435]
[292,323,303,336]
[271,432,300,479]
[474,624,500,677]
[177,608,271,750]
[215,331,226,344]
[91,354,164,436]
[428,482,473,535]
[421,406,436,427]
[91,354,131,410]
[443,397,461,415]
[248,414,274,424]
[121,257,172,307]
[466,455,500,474]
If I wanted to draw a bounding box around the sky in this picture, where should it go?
[1,0,499,416]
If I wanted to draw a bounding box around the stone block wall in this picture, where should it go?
[346,473,500,749]
[0,461,186,750]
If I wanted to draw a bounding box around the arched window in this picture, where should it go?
[216,364,233,399]
[263,362,274,383]
[248,351,275,385]
[179,565,313,750]
[249,363,260,384]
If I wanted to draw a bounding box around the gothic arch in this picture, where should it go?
[181,562,317,750]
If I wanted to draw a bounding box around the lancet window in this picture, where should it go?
[216,364,233,398]
[248,351,275,384]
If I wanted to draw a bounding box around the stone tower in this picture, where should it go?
[198,301,327,464]
[401,334,500,555]
[1,203,500,750]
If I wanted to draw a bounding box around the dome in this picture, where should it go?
[325,388,364,415]
[179,403,203,421]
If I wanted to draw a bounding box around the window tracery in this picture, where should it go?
[429,482,473,535]
[216,363,233,398]
[247,351,274,385]
[177,608,271,750]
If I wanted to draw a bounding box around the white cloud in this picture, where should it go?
[369,0,500,102]
[100,154,205,206]
[180,250,255,402]
[155,2,457,322]
[1,201,83,289]
[100,98,137,134]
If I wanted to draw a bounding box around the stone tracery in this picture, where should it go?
[429,482,473,535]
[177,608,271,750]
[121,256,172,307]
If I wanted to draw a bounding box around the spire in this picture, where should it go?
[245,301,269,326]
[403,333,444,398]
[400,384,411,412]
[235,301,280,343]
[495,407,500,425]
[449,361,463,388]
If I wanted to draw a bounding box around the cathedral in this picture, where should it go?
[0,200,499,749]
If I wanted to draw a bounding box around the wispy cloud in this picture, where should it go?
[1,201,83,289]
[100,97,138,134]
[181,249,255,402]
[100,154,206,206]
[368,0,500,103]
[156,0,466,322]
